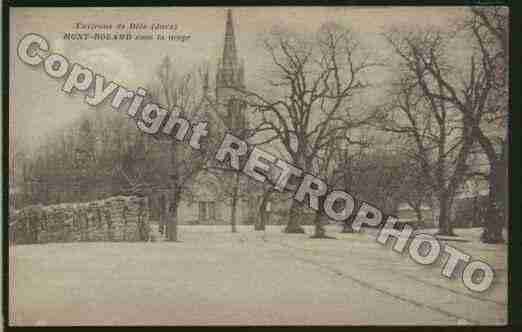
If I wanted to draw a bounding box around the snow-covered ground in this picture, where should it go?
[9,225,507,326]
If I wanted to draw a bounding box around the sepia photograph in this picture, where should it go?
[7,5,509,326]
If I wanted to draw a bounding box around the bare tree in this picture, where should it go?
[466,7,508,243]
[203,100,254,233]
[255,185,274,231]
[396,156,433,225]
[239,23,377,233]
[149,56,213,241]
[384,7,508,241]
[380,30,475,235]
[309,132,340,238]
[205,170,252,233]
[330,138,369,232]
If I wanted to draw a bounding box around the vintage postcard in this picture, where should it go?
[8,6,508,326]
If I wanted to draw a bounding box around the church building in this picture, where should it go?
[173,9,256,225]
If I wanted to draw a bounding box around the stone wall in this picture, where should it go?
[9,196,150,245]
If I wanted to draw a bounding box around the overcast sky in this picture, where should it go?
[10,6,469,153]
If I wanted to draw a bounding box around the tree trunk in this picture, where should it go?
[481,159,505,243]
[255,196,263,231]
[230,173,239,233]
[312,212,326,238]
[414,205,424,227]
[284,200,305,233]
[255,190,271,231]
[341,214,355,233]
[255,210,267,231]
[158,194,166,236]
[437,192,454,236]
[476,128,505,243]
[231,195,238,233]
[167,191,178,242]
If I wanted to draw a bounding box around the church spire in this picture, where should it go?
[223,9,238,68]
[216,9,244,89]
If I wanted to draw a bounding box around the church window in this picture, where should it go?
[198,201,207,220]
[208,202,216,220]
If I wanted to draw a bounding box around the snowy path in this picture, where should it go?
[9,225,507,325]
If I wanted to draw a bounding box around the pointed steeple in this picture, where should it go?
[214,9,248,133]
[223,9,238,68]
[216,9,244,89]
